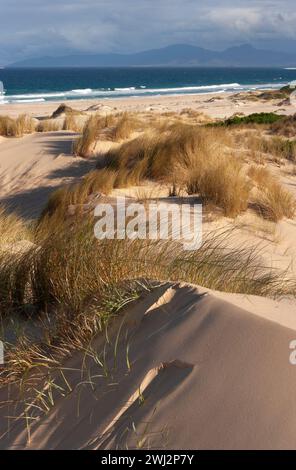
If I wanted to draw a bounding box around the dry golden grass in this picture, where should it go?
[247,164,295,221]
[0,206,32,249]
[37,119,62,133]
[255,179,296,222]
[42,121,249,220]
[247,165,272,188]
[271,114,296,138]
[40,117,296,224]
[63,114,83,133]
[232,128,296,164]
[107,124,197,179]
[73,114,104,157]
[2,213,293,325]
[187,155,250,217]
[39,168,118,223]
[35,223,294,311]
[270,138,296,162]
[0,114,36,137]
[180,108,211,123]
[106,112,141,141]
[73,112,141,157]
[15,114,37,135]
[258,136,296,163]
[0,207,33,316]
[253,180,295,222]
[0,115,15,136]
[105,123,245,217]
[0,115,16,136]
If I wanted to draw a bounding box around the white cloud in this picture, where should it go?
[207,6,296,38]
[0,0,296,64]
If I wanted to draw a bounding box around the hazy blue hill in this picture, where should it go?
[127,44,217,65]
[8,44,296,68]
[215,44,295,67]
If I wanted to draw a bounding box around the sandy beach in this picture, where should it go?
[1,89,295,120]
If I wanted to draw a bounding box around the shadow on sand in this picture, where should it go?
[1,155,97,220]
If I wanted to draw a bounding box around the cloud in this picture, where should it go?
[207,5,296,38]
[0,0,296,64]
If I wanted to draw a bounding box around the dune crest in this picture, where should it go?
[2,282,296,450]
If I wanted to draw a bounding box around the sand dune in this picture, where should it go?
[2,283,296,450]
[0,132,95,218]
[1,92,296,450]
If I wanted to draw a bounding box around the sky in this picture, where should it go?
[1,0,296,65]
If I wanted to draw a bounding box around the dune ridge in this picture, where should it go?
[1,282,296,450]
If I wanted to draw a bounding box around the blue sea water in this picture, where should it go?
[0,67,296,104]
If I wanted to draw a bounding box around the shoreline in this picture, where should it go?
[0,89,295,119]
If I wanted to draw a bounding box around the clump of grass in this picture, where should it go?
[73,114,103,157]
[180,108,211,123]
[15,114,37,135]
[271,114,296,138]
[73,112,139,156]
[277,139,296,161]
[2,194,293,322]
[0,206,33,315]
[248,165,295,221]
[261,137,296,162]
[231,130,296,164]
[39,169,118,223]
[8,218,295,319]
[0,206,32,248]
[253,180,295,222]
[187,155,250,217]
[258,87,292,100]
[39,119,296,224]
[63,114,83,132]
[0,115,15,136]
[37,119,62,132]
[106,124,211,179]
[0,114,36,137]
[107,112,140,141]
[248,165,272,189]
[106,124,247,216]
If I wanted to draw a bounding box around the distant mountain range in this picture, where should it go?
[8,44,296,68]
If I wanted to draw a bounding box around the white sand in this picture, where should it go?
[0,131,96,218]
[0,91,295,120]
[1,283,296,450]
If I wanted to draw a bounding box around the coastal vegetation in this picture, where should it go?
[39,114,296,223]
[1,102,296,447]
[0,114,36,137]
[0,206,293,381]
[212,112,285,127]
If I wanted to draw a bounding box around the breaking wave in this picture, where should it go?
[3,81,289,104]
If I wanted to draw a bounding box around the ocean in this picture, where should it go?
[0,67,296,104]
